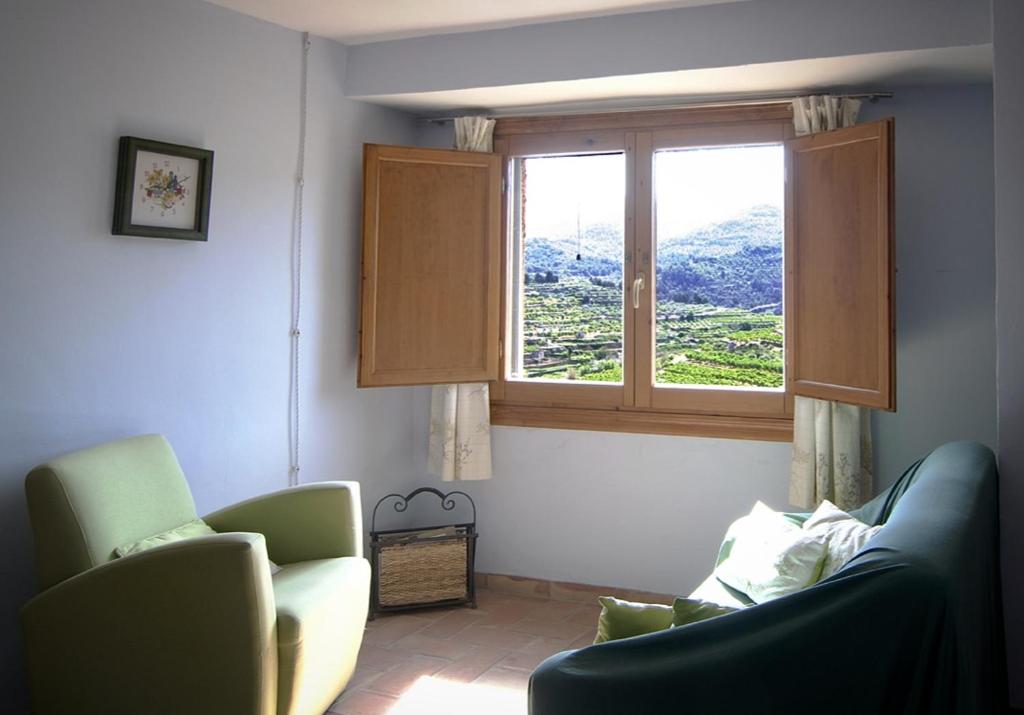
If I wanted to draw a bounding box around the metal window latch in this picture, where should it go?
[632,273,645,309]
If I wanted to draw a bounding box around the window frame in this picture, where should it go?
[489,105,796,441]
[496,130,635,410]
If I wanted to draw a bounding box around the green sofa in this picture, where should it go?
[21,434,370,715]
[530,441,1008,714]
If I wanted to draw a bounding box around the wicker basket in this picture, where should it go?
[377,529,471,606]
[370,489,477,617]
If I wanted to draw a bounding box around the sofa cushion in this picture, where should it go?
[593,596,673,644]
[713,502,827,603]
[114,518,217,557]
[688,573,754,609]
[671,598,737,627]
[803,499,884,580]
[273,557,371,715]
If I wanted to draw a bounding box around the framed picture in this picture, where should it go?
[112,136,214,241]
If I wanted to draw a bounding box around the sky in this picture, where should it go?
[521,144,784,244]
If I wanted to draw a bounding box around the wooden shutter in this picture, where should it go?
[359,144,502,387]
[785,118,895,410]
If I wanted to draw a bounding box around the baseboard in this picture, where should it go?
[476,572,676,605]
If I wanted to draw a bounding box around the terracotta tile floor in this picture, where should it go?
[326,588,600,715]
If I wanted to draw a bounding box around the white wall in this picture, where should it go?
[412,83,996,598]
[0,0,417,707]
[993,0,1024,706]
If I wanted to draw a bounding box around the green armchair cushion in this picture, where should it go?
[116,517,284,573]
[25,434,198,590]
[115,518,217,557]
[272,557,371,715]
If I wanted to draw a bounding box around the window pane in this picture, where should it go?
[510,153,625,383]
[654,145,784,389]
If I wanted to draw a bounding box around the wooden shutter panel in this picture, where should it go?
[359,144,502,387]
[785,118,895,410]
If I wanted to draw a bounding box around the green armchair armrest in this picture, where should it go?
[204,481,363,564]
[21,532,278,715]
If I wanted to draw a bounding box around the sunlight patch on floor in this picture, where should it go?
[387,675,526,714]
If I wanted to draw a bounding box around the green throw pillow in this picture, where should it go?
[594,596,674,644]
[672,597,738,627]
[115,518,218,557]
[115,518,282,574]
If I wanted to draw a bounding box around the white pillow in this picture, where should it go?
[713,502,827,603]
[803,500,883,579]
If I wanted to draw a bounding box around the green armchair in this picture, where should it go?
[21,434,370,715]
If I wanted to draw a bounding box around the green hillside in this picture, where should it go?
[518,205,784,387]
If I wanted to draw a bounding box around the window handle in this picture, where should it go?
[632,273,645,309]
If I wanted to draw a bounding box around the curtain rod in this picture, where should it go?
[419,91,893,124]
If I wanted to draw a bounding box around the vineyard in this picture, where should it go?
[518,276,783,387]
[516,204,785,388]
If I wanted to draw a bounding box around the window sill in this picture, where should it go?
[490,402,793,442]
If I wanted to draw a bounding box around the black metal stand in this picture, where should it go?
[369,487,478,619]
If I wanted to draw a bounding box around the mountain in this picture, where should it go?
[523,205,782,310]
[524,222,622,281]
[658,204,782,257]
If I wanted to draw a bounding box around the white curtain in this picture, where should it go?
[788,95,873,511]
[791,95,861,136]
[427,116,496,481]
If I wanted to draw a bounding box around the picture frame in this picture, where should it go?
[112,136,214,241]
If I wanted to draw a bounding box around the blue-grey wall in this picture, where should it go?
[993,0,1024,705]
[864,86,996,489]
[0,0,418,707]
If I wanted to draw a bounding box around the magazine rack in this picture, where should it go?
[369,487,478,618]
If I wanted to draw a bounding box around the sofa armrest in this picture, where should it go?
[21,533,277,715]
[204,481,363,563]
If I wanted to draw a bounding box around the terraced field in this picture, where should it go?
[518,276,783,387]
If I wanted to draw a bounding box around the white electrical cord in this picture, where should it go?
[288,32,310,487]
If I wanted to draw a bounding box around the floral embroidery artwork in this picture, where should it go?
[141,164,190,215]
[128,149,201,231]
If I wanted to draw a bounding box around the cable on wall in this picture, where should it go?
[288,32,310,487]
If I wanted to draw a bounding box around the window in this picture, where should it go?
[510,152,626,384]
[652,144,784,390]
[359,105,895,440]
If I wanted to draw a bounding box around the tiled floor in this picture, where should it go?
[326,587,601,715]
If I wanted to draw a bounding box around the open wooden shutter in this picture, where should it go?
[785,118,895,410]
[359,144,502,387]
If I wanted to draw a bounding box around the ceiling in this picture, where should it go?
[359,45,992,113]
[204,0,748,44]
